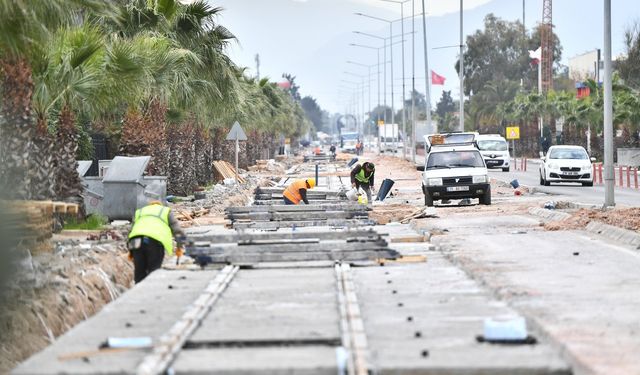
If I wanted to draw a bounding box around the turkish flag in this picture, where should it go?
[528,47,541,65]
[431,70,446,85]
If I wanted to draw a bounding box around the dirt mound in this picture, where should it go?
[370,203,419,224]
[0,242,132,373]
[544,208,640,232]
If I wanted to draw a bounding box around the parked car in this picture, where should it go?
[539,145,595,186]
[476,134,510,172]
[421,143,491,207]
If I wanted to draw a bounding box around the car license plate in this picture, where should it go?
[564,172,579,175]
[446,186,469,192]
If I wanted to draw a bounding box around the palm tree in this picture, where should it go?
[0,0,114,199]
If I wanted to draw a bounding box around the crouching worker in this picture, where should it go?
[350,162,376,203]
[128,200,186,283]
[283,178,316,205]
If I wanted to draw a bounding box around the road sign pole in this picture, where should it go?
[235,138,239,183]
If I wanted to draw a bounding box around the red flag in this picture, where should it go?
[431,70,446,85]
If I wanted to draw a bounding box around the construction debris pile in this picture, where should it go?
[544,207,640,232]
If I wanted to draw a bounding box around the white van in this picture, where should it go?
[475,134,510,172]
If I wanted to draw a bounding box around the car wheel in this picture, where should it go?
[502,166,509,172]
[539,174,545,186]
[544,177,551,186]
[479,187,491,205]
[424,193,434,207]
[582,181,594,187]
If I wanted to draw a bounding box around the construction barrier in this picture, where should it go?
[512,158,528,171]
[592,163,639,189]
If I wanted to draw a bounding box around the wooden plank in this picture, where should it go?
[376,254,427,265]
[389,235,427,243]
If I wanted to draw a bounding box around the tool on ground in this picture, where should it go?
[176,247,184,265]
[101,337,153,349]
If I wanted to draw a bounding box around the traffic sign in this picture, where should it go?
[506,126,520,140]
[226,121,247,141]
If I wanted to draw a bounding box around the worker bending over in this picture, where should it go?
[350,162,376,202]
[128,200,186,283]
[283,178,316,205]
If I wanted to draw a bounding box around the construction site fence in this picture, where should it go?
[592,163,640,189]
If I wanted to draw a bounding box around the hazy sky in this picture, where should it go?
[212,0,639,113]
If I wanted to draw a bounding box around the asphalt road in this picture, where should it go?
[489,160,640,207]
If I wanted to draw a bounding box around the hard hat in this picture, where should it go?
[149,200,163,205]
[306,178,316,189]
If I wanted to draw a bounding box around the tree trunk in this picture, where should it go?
[167,121,197,195]
[31,116,56,200]
[0,58,34,200]
[55,105,84,211]
[143,98,169,177]
[119,108,150,157]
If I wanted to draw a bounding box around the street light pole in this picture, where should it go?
[355,13,396,154]
[411,0,416,163]
[421,0,432,153]
[380,0,411,157]
[603,0,615,207]
[459,0,464,132]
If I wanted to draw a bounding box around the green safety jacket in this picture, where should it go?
[355,168,374,184]
[128,205,174,255]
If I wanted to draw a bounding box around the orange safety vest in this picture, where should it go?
[283,179,308,204]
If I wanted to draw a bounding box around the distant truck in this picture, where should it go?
[378,123,402,153]
[340,132,359,153]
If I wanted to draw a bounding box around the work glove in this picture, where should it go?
[176,247,184,258]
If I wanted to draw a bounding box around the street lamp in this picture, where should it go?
[354,12,398,153]
[603,0,614,207]
[380,0,411,158]
[343,73,367,136]
[347,61,375,137]
[420,0,433,163]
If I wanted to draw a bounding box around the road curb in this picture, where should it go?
[585,221,640,250]
[528,207,572,222]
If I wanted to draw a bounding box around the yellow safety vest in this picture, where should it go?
[128,205,174,255]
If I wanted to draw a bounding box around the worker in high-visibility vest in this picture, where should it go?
[127,200,186,283]
[350,162,376,202]
[282,178,316,205]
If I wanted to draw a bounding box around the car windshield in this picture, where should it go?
[477,140,508,151]
[341,133,358,141]
[427,151,485,169]
[548,148,588,160]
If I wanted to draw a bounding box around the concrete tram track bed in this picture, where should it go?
[12,153,575,375]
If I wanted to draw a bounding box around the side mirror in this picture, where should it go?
[590,157,596,162]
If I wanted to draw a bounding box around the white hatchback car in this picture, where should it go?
[539,145,595,186]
